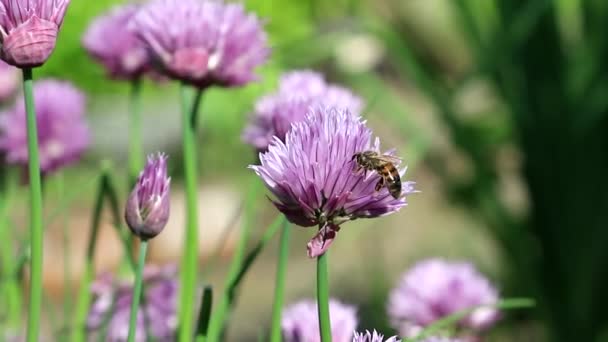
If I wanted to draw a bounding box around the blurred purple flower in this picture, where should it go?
[282,298,358,342]
[0,0,71,67]
[0,60,18,101]
[352,330,401,342]
[87,264,178,342]
[130,0,269,88]
[82,4,150,80]
[242,70,363,151]
[387,259,500,338]
[0,79,89,174]
[250,107,415,257]
[125,153,171,240]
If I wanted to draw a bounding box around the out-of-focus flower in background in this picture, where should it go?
[242,70,364,151]
[0,0,71,67]
[0,79,89,174]
[125,153,171,240]
[82,4,151,80]
[130,0,269,89]
[251,107,414,257]
[352,330,401,342]
[282,298,358,342]
[0,60,19,102]
[87,264,178,341]
[387,258,500,338]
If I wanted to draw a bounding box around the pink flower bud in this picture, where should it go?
[125,153,171,240]
[0,0,71,67]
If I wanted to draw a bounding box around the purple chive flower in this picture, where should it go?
[242,70,364,151]
[130,0,269,88]
[387,259,500,338]
[125,153,171,240]
[352,330,401,342]
[0,0,71,67]
[251,107,415,257]
[0,79,89,173]
[282,298,358,342]
[0,60,18,101]
[87,264,178,341]
[82,4,151,80]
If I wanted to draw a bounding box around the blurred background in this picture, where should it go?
[2,0,608,341]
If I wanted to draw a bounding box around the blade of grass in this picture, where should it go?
[71,162,113,342]
[206,214,283,341]
[406,298,536,341]
[195,286,213,342]
[206,180,262,340]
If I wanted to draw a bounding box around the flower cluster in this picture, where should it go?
[0,79,89,174]
[87,264,178,341]
[387,259,500,337]
[129,0,269,88]
[243,70,364,151]
[0,0,71,67]
[82,4,150,80]
[282,298,358,342]
[251,107,415,257]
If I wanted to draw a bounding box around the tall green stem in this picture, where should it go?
[178,86,203,341]
[317,252,331,342]
[128,78,144,187]
[270,218,291,342]
[23,68,43,342]
[127,240,149,342]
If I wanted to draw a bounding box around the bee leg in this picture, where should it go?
[375,177,384,192]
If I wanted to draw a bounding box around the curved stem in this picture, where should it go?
[178,86,203,341]
[23,68,43,342]
[317,252,332,342]
[270,218,291,342]
[128,78,144,188]
[127,240,149,342]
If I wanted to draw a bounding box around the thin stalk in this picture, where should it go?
[71,163,112,342]
[127,240,149,342]
[316,252,331,342]
[178,86,203,342]
[269,218,291,342]
[23,67,43,342]
[128,78,144,187]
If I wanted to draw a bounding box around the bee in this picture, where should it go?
[352,150,402,199]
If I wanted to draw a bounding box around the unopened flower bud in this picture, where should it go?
[125,153,171,240]
[0,0,71,67]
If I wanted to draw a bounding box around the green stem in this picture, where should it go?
[127,240,149,342]
[128,78,144,188]
[317,252,332,342]
[71,162,112,342]
[270,218,291,342]
[178,86,203,342]
[23,67,43,342]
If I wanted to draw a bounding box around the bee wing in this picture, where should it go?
[377,154,402,164]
